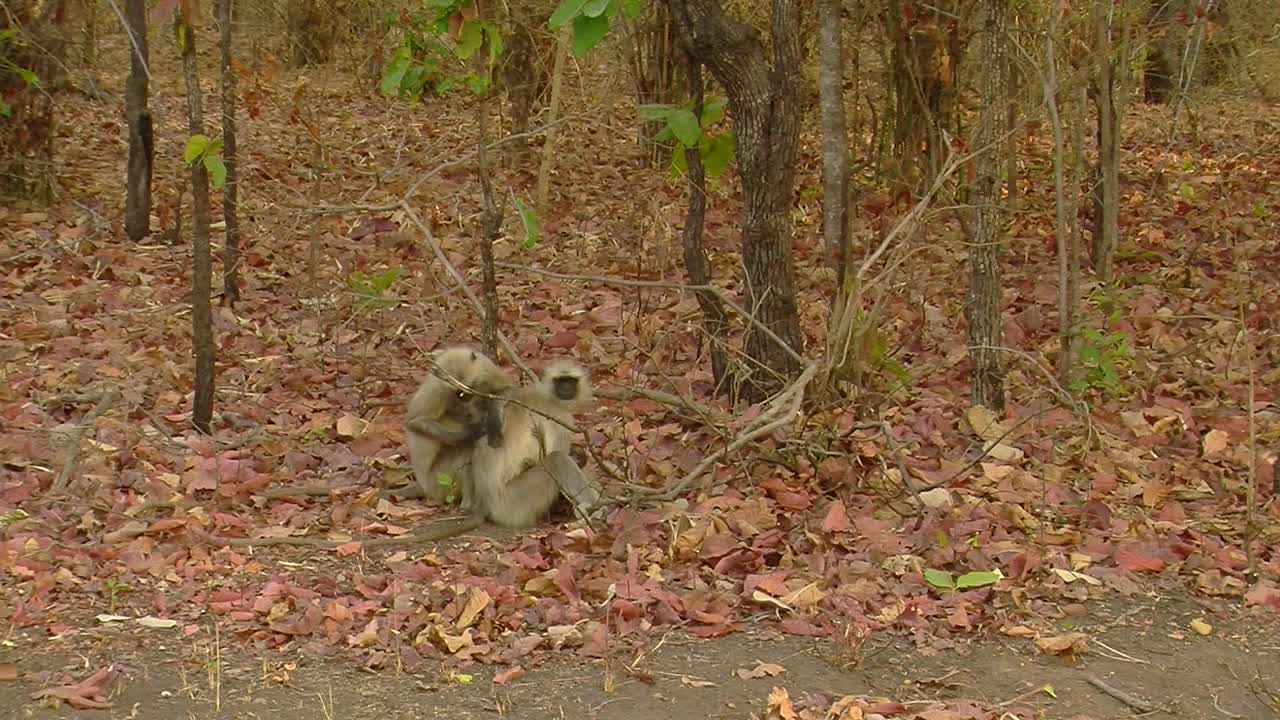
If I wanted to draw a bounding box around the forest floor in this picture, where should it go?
[3,23,1280,720]
[3,592,1279,719]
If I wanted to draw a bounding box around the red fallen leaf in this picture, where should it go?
[688,623,735,638]
[544,331,579,349]
[30,666,118,710]
[1081,499,1112,530]
[335,541,362,556]
[744,571,791,596]
[1115,544,1166,573]
[698,534,738,561]
[493,666,525,685]
[774,492,810,511]
[821,500,850,533]
[1244,583,1280,609]
[947,603,972,629]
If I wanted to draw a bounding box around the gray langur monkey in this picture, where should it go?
[396,345,514,503]
[467,358,603,528]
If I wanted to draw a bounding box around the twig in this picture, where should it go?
[51,391,120,493]
[1086,674,1155,714]
[398,201,534,380]
[494,261,806,367]
[647,363,818,499]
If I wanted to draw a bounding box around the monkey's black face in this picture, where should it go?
[551,375,579,401]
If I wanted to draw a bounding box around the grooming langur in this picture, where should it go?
[468,359,602,528]
[397,346,513,503]
[401,359,603,540]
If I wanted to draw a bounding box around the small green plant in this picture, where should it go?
[1072,326,1134,395]
[638,96,736,182]
[104,579,134,613]
[923,568,1003,593]
[0,29,39,118]
[183,134,227,188]
[380,0,503,99]
[513,196,540,250]
[347,267,404,312]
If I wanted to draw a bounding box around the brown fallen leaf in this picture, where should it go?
[736,661,786,679]
[0,663,17,681]
[492,666,525,685]
[765,686,797,720]
[29,666,118,710]
[1034,631,1089,655]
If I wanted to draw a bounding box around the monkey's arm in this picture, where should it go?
[406,415,483,444]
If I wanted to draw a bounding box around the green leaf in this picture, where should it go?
[206,138,224,156]
[637,103,675,122]
[700,95,727,126]
[581,0,610,17]
[0,99,10,118]
[455,20,483,59]
[670,143,687,176]
[701,133,734,178]
[204,156,227,188]
[667,109,701,147]
[923,569,955,590]
[654,126,674,143]
[571,13,609,56]
[183,134,211,163]
[485,24,505,65]
[515,196,540,249]
[955,570,1003,589]
[549,0,589,28]
[380,47,412,96]
[622,0,643,16]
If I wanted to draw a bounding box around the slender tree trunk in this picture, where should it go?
[817,0,849,281]
[476,92,502,360]
[177,17,216,433]
[536,25,570,212]
[964,0,1007,411]
[1044,2,1075,385]
[123,0,152,242]
[217,0,241,304]
[679,53,731,393]
[668,0,805,398]
[1065,85,1085,387]
[1091,1,1120,287]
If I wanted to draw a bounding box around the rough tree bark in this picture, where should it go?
[964,0,1007,411]
[123,0,152,241]
[666,0,805,399]
[1091,2,1119,286]
[217,0,241,304]
[816,0,849,281]
[177,17,216,433]
[678,54,731,393]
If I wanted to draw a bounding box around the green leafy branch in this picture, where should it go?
[381,0,504,99]
[184,134,227,188]
[548,0,643,56]
[638,97,736,181]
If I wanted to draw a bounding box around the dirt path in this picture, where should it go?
[4,593,1277,719]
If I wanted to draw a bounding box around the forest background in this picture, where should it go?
[1,0,1279,717]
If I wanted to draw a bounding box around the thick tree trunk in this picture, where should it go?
[123,0,152,241]
[667,0,805,398]
[817,0,849,282]
[964,0,1007,411]
[178,18,216,433]
[217,0,241,304]
[679,54,731,393]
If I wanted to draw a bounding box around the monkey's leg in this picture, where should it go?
[397,438,471,502]
[480,464,560,529]
[540,450,602,513]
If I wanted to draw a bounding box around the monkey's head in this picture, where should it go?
[431,345,513,429]
[540,359,592,407]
